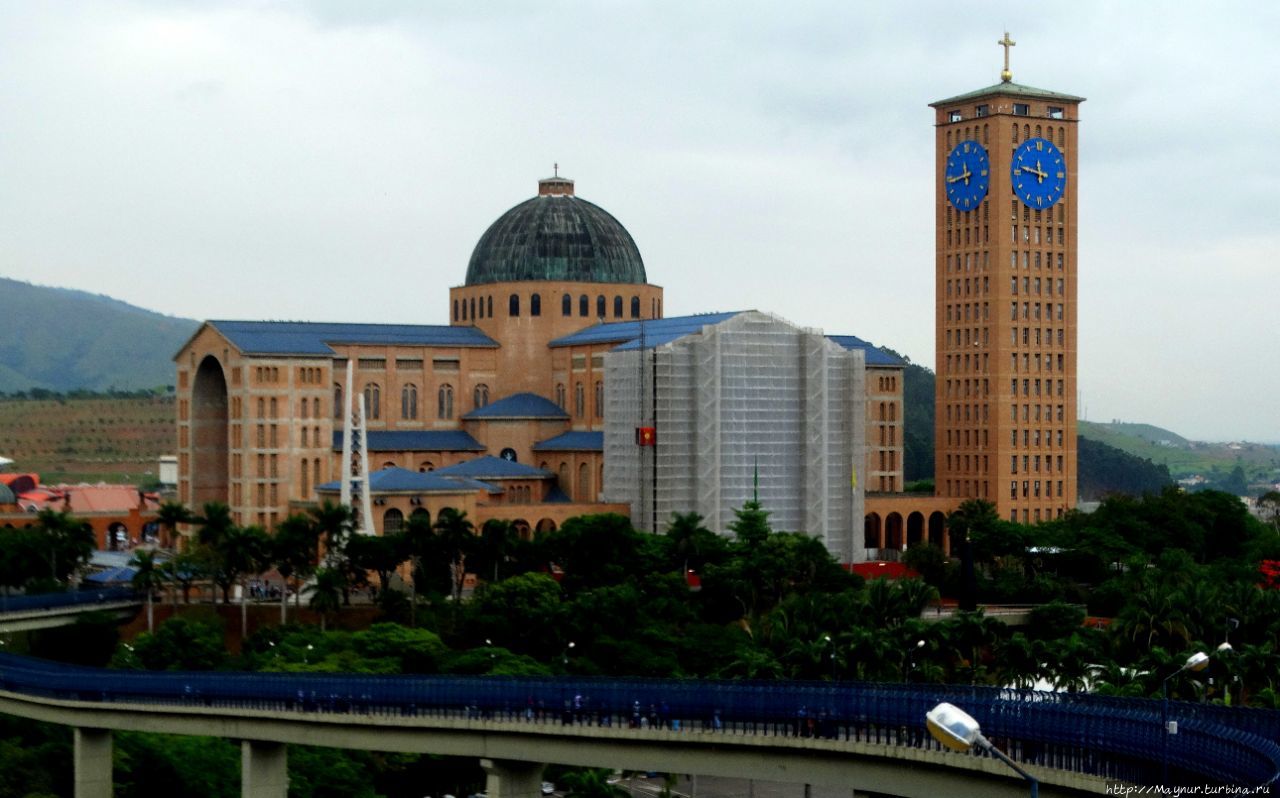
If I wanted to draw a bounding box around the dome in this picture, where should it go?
[0,482,14,505]
[464,176,646,287]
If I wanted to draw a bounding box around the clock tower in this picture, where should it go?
[930,35,1084,524]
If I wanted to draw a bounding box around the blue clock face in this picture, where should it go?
[1011,137,1066,209]
[944,140,990,212]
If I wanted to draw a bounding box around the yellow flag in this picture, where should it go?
[851,466,858,490]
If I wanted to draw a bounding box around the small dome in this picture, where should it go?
[465,176,646,287]
[0,482,15,504]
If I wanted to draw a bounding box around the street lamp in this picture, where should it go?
[562,641,575,667]
[906,639,925,682]
[822,634,835,680]
[926,702,1038,798]
[1162,649,1220,784]
[305,643,314,665]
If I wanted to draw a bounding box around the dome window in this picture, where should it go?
[562,294,571,316]
[613,296,623,318]
[531,293,541,317]
[509,294,520,317]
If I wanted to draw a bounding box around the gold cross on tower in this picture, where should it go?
[998,31,1016,83]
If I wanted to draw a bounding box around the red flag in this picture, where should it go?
[636,427,656,446]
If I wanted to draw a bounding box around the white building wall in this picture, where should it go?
[603,311,866,563]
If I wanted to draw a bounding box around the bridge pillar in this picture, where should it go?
[74,727,113,798]
[480,757,544,798]
[242,740,288,798]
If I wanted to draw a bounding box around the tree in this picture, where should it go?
[433,508,476,602]
[665,511,719,578]
[194,502,235,550]
[32,509,96,584]
[309,500,354,564]
[727,501,771,547]
[129,549,166,633]
[305,567,345,632]
[155,500,196,550]
[345,531,407,597]
[272,514,320,623]
[477,519,517,583]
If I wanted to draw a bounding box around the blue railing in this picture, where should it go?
[0,587,140,614]
[1,653,1277,787]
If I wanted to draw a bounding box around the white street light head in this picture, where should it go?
[1216,642,1233,653]
[568,642,575,649]
[1184,651,1210,672]
[926,702,983,753]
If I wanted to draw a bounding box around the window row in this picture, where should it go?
[943,352,989,375]
[1010,403,1066,423]
[944,454,990,474]
[1009,302,1065,322]
[1012,377,1066,398]
[944,226,990,248]
[331,383,490,421]
[1010,350,1067,374]
[1010,276,1066,296]
[1010,250,1066,272]
[254,366,281,383]
[945,200,991,225]
[875,375,898,392]
[297,366,323,384]
[1009,479,1066,500]
[299,458,324,498]
[1012,225,1066,246]
[876,425,898,446]
[943,479,988,500]
[1009,428,1067,448]
[943,402,990,423]
[942,428,991,448]
[943,378,991,399]
[554,380,605,419]
[453,292,660,321]
[876,402,898,422]
[1011,507,1066,524]
[1010,327,1068,348]
[945,276,991,297]
[1013,203,1066,225]
[1011,453,1065,475]
[945,251,991,274]
[944,303,990,324]
[876,450,897,472]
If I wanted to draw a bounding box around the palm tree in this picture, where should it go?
[219,524,270,637]
[479,519,516,582]
[272,514,320,624]
[309,500,354,564]
[306,567,344,632]
[666,511,710,578]
[434,508,475,602]
[164,551,201,604]
[155,500,195,550]
[195,501,235,549]
[128,549,165,633]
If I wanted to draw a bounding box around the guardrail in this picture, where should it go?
[0,587,140,614]
[1,653,1277,787]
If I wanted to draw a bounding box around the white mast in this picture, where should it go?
[339,360,375,535]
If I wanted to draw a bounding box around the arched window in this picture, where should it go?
[531,293,541,316]
[579,295,588,316]
[437,384,454,419]
[575,382,585,417]
[301,458,310,497]
[596,295,605,318]
[312,397,321,418]
[559,462,569,490]
[470,297,477,320]
[509,294,520,317]
[578,462,590,502]
[300,398,309,419]
[562,294,572,316]
[418,462,435,473]
[313,458,321,489]
[487,296,493,317]
[630,296,640,318]
[401,384,418,420]
[555,383,566,409]
[613,296,623,318]
[594,380,603,418]
[473,383,489,409]
[383,508,404,535]
[363,383,381,420]
[452,300,458,321]
[461,298,467,320]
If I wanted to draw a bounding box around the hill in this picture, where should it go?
[0,276,199,393]
[0,394,174,483]
[1079,420,1280,487]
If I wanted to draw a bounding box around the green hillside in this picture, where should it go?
[0,276,199,393]
[1079,419,1280,486]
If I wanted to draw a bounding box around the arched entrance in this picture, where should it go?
[906,512,925,547]
[536,518,557,534]
[512,519,532,540]
[928,511,948,551]
[108,522,127,551]
[884,513,904,551]
[191,356,229,506]
[863,513,882,549]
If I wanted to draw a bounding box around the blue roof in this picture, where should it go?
[207,320,498,356]
[332,430,485,452]
[549,312,743,351]
[462,392,568,420]
[544,485,572,503]
[316,467,498,494]
[84,567,138,584]
[433,456,553,480]
[533,431,604,452]
[826,335,906,367]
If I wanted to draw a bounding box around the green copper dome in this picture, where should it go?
[464,176,647,287]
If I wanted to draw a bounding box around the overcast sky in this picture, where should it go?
[1,2,1276,442]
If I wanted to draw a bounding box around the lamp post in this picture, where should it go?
[562,640,575,668]
[1161,650,1214,785]
[906,639,925,682]
[822,634,835,681]
[926,702,1037,798]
